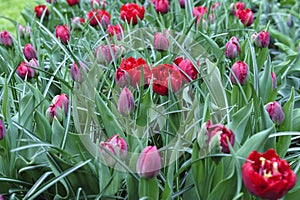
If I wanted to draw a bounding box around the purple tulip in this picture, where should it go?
[0,119,5,140]
[225,37,241,59]
[265,101,285,125]
[136,146,161,179]
[118,87,135,116]
[0,30,13,47]
[23,44,37,61]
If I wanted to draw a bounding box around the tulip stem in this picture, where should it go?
[139,177,159,200]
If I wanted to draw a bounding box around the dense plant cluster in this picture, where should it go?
[0,0,300,199]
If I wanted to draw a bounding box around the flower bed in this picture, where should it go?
[0,0,300,199]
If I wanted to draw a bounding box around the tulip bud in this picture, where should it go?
[23,44,37,61]
[16,61,37,79]
[136,146,161,179]
[178,0,186,8]
[265,101,285,125]
[0,119,5,140]
[251,32,258,43]
[286,14,293,27]
[0,30,13,47]
[255,31,270,48]
[230,61,248,85]
[90,0,107,9]
[118,87,135,116]
[46,0,57,3]
[271,72,276,90]
[56,25,70,44]
[237,8,254,26]
[86,9,110,28]
[52,94,69,114]
[173,56,198,82]
[18,25,26,38]
[152,0,169,14]
[34,5,49,19]
[96,44,123,64]
[70,61,86,83]
[225,36,241,59]
[66,0,80,6]
[231,2,244,16]
[71,17,85,30]
[46,104,63,123]
[100,134,128,166]
[153,32,169,52]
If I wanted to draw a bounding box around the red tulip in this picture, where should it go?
[34,5,49,19]
[118,87,135,116]
[136,146,161,179]
[231,2,244,16]
[152,0,169,14]
[120,3,145,25]
[100,134,128,166]
[178,0,186,8]
[254,31,270,48]
[152,64,182,96]
[154,32,169,52]
[23,44,37,61]
[86,9,110,28]
[66,0,80,6]
[237,8,254,26]
[173,57,198,82]
[115,57,151,88]
[242,149,296,200]
[55,25,70,44]
[107,24,123,40]
[0,119,5,140]
[225,36,241,59]
[0,30,13,47]
[265,101,285,125]
[229,61,248,85]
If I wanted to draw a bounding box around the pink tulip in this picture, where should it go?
[265,101,285,125]
[0,119,5,140]
[23,44,37,61]
[136,146,161,179]
[0,30,13,47]
[254,31,270,48]
[230,61,248,85]
[118,87,135,116]
[154,32,169,52]
[225,37,240,59]
[55,25,70,44]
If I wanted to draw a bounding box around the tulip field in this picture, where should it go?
[1,0,300,199]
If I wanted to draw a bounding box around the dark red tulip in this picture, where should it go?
[55,25,70,44]
[120,3,145,25]
[34,5,49,19]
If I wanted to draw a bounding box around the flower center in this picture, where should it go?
[259,157,280,179]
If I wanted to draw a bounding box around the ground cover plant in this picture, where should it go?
[0,0,300,199]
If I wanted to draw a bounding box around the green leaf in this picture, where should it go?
[136,89,152,127]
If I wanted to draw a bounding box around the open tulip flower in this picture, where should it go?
[242,149,296,200]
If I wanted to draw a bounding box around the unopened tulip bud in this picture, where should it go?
[55,25,70,44]
[71,17,85,30]
[0,30,13,47]
[96,44,123,64]
[154,32,169,52]
[178,0,186,8]
[66,0,80,6]
[52,94,69,114]
[118,87,135,116]
[136,146,161,179]
[23,44,37,61]
[100,134,128,166]
[16,61,37,79]
[70,61,86,83]
[271,72,276,90]
[46,104,63,123]
[286,14,293,27]
[0,119,5,140]
[230,61,248,85]
[225,36,241,59]
[255,31,270,48]
[265,101,285,125]
[153,0,169,14]
[34,5,49,19]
